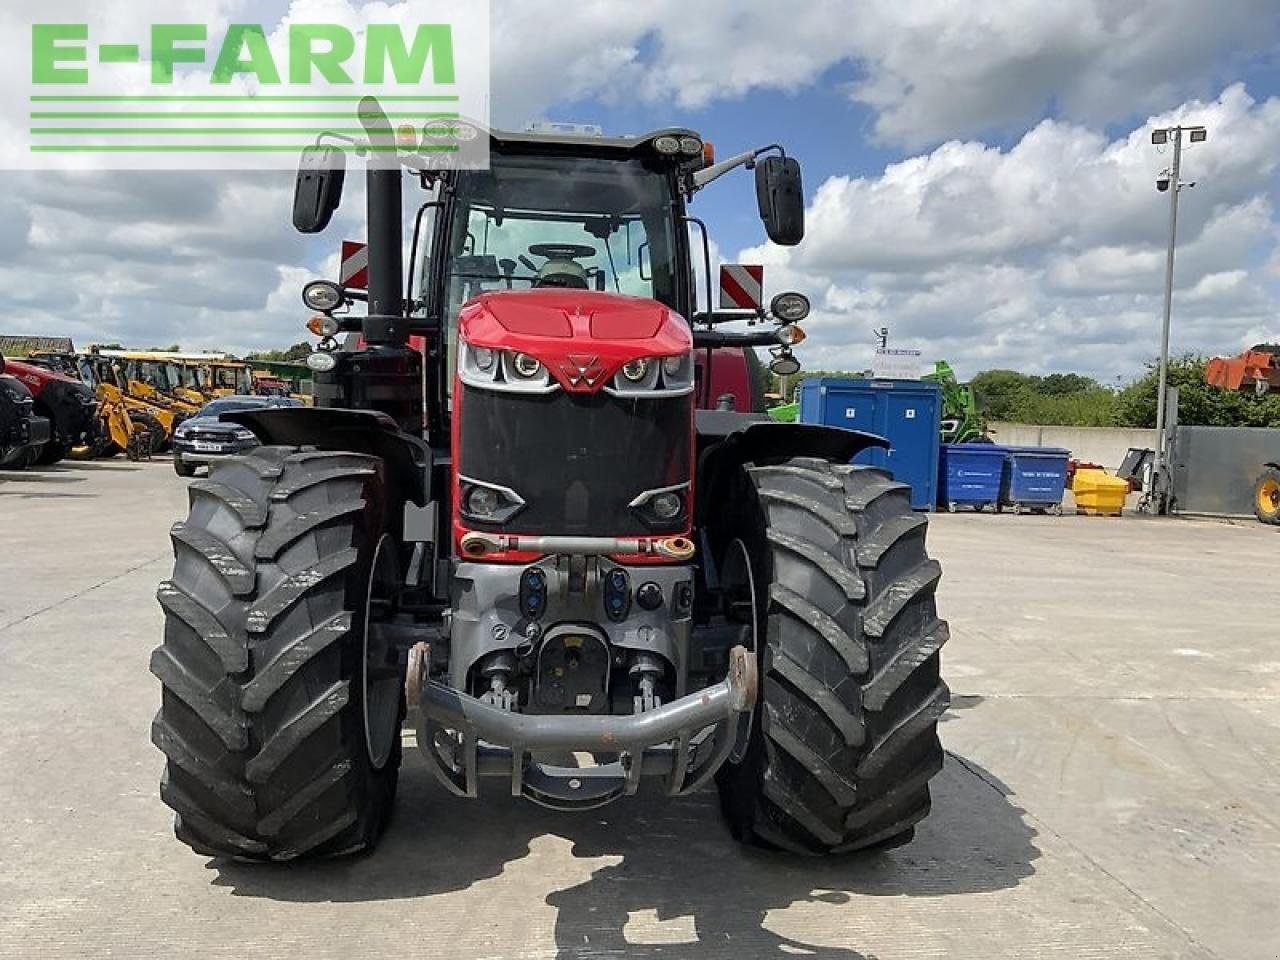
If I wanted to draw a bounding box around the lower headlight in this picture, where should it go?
[466,485,500,519]
[650,491,683,520]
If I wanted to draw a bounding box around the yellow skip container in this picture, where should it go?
[1072,468,1128,516]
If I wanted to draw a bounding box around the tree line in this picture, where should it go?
[780,356,1280,429]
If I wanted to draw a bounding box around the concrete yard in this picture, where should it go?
[1,457,1277,960]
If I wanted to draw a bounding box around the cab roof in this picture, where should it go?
[487,126,701,156]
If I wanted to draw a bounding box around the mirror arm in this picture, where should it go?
[692,329,783,349]
[690,143,785,191]
[315,131,367,156]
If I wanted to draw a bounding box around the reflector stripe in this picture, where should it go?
[340,241,369,289]
[719,264,764,309]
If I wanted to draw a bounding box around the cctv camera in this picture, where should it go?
[1156,177,1170,192]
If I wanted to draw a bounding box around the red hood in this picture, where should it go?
[2,358,79,395]
[458,290,692,394]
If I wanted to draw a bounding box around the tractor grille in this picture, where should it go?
[457,385,692,537]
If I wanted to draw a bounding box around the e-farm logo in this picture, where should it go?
[15,7,490,171]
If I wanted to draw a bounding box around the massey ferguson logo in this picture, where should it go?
[561,355,606,389]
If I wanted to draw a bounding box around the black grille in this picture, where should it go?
[458,385,691,537]
[184,429,235,443]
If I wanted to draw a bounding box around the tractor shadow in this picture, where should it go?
[211,748,1039,958]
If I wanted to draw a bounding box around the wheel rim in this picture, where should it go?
[1259,478,1280,517]
[720,538,759,764]
[362,534,402,770]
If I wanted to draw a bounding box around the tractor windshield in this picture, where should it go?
[436,153,681,323]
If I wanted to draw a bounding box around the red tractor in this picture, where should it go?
[0,357,98,466]
[152,103,949,861]
[0,356,52,468]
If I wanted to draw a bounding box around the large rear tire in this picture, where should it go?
[150,446,405,860]
[715,458,950,854]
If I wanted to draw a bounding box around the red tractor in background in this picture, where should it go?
[0,357,52,469]
[0,357,98,466]
[151,102,949,862]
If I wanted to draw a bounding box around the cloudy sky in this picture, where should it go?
[3,0,1280,381]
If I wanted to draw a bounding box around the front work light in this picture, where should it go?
[771,291,811,323]
[306,352,337,373]
[302,280,343,313]
[653,135,681,155]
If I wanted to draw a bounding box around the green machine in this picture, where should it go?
[924,361,982,444]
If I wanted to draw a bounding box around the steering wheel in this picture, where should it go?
[529,243,597,261]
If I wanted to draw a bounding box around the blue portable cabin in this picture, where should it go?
[798,378,942,511]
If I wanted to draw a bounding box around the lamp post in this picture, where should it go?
[1147,123,1206,514]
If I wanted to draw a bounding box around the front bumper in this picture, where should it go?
[1,416,51,466]
[171,438,258,462]
[415,645,757,810]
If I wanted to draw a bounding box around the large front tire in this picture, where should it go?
[716,459,950,854]
[150,446,404,860]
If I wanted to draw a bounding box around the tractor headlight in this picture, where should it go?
[679,136,703,157]
[466,485,500,518]
[459,477,527,524]
[302,280,344,313]
[629,483,689,528]
[458,339,557,394]
[512,353,542,379]
[607,352,692,397]
[770,291,811,323]
[650,491,683,520]
[653,135,681,155]
[622,358,650,382]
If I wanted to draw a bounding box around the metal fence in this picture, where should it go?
[1170,425,1280,517]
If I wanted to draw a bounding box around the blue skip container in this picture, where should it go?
[938,443,1007,512]
[1000,446,1070,514]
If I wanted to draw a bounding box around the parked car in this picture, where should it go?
[170,395,301,477]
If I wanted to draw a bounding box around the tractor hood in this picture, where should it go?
[458,290,691,395]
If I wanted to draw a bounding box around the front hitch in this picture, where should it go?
[416,645,757,810]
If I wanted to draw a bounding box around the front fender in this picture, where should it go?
[694,412,888,532]
[226,406,432,507]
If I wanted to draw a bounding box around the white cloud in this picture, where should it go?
[0,0,1277,379]
[742,86,1280,381]
[486,0,1279,146]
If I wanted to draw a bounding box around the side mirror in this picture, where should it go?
[293,145,346,234]
[755,156,804,246]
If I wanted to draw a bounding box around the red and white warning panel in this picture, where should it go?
[340,241,369,290]
[719,264,764,310]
